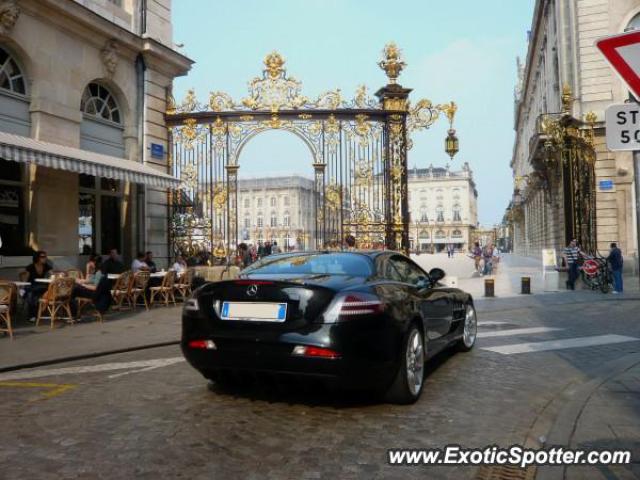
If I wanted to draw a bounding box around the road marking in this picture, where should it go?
[0,382,76,401]
[479,327,562,338]
[0,357,185,382]
[478,321,510,327]
[482,334,640,355]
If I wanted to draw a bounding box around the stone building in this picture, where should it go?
[236,176,315,251]
[0,0,191,273]
[407,163,478,253]
[511,0,639,260]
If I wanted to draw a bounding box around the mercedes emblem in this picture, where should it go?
[246,284,258,297]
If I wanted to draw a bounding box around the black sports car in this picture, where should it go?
[181,250,477,404]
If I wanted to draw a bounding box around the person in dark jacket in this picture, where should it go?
[25,250,52,321]
[102,248,125,275]
[608,242,624,293]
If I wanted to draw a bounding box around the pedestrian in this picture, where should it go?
[257,241,265,258]
[482,243,495,276]
[345,234,356,250]
[471,242,482,273]
[562,238,584,290]
[447,244,451,258]
[25,250,52,321]
[264,241,272,256]
[238,243,253,268]
[608,242,624,294]
[271,241,281,254]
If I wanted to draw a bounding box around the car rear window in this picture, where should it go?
[243,253,373,276]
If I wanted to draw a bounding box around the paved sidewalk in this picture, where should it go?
[537,352,640,480]
[0,306,182,371]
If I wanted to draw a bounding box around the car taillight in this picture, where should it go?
[292,345,341,359]
[187,339,217,350]
[323,293,384,323]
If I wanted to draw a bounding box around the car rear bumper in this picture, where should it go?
[181,316,402,390]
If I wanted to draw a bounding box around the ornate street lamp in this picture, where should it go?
[439,102,459,160]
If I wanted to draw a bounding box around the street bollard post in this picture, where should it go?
[521,276,531,294]
[484,278,495,297]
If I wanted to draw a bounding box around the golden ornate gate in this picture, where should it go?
[166,43,457,259]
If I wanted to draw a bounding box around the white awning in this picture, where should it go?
[0,131,178,188]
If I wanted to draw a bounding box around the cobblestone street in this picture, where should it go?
[2,255,639,479]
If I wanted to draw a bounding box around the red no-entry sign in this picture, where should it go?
[596,30,640,99]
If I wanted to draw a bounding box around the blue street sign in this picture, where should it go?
[150,143,164,159]
[599,180,614,190]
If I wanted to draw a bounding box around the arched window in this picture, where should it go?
[0,47,26,95]
[452,229,463,238]
[283,211,290,227]
[419,229,429,239]
[435,229,446,239]
[244,198,250,209]
[626,12,640,31]
[81,83,121,124]
[270,211,277,227]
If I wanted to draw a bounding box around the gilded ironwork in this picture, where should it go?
[167,45,456,256]
[378,42,406,84]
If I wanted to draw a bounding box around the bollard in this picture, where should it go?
[484,278,495,297]
[521,276,531,294]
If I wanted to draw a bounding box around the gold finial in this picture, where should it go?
[439,101,457,127]
[378,42,406,84]
[584,111,597,124]
[561,83,573,114]
[264,51,285,80]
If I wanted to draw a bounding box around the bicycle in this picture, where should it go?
[579,252,613,293]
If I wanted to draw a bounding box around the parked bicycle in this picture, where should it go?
[579,252,613,293]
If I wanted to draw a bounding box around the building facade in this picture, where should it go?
[235,176,315,251]
[511,0,639,260]
[0,0,191,273]
[407,163,478,253]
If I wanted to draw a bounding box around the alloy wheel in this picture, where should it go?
[462,305,477,349]
[405,329,424,396]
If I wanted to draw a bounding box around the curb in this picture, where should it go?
[535,351,640,480]
[0,340,180,374]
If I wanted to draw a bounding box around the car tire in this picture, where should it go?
[384,323,425,404]
[456,304,477,352]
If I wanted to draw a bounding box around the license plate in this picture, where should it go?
[220,302,287,322]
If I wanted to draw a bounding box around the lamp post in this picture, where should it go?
[440,102,459,161]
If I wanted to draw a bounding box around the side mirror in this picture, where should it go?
[429,268,446,283]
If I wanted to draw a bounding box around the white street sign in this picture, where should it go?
[605,103,640,151]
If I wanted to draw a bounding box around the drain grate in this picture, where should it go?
[475,465,536,480]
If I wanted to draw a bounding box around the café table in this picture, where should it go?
[34,278,52,283]
[150,271,167,278]
[107,274,121,280]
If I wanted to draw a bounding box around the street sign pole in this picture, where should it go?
[634,150,640,285]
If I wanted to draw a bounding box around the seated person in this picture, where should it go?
[25,250,52,321]
[144,251,157,273]
[172,255,188,274]
[85,254,99,281]
[102,248,125,275]
[132,252,149,273]
[73,263,112,317]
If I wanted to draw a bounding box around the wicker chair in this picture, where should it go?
[49,270,67,278]
[110,270,133,310]
[150,270,176,307]
[0,282,16,340]
[173,269,194,302]
[36,277,75,329]
[129,271,150,310]
[65,269,84,280]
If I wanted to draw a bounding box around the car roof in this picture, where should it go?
[268,250,402,259]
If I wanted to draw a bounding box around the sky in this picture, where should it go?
[173,0,535,226]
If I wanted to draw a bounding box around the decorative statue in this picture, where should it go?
[0,0,20,35]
